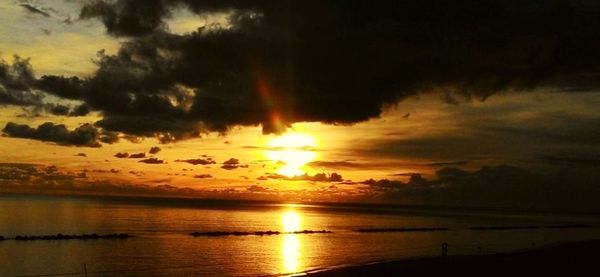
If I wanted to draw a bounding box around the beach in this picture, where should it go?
[307,239,600,276]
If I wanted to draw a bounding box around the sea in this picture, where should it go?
[1,194,598,276]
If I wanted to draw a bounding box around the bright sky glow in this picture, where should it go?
[266,132,317,177]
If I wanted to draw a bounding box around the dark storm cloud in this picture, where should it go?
[2,122,101,147]
[17,0,596,138]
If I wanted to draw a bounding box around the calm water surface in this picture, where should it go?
[1,195,599,276]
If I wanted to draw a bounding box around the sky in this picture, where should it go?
[1,0,599,211]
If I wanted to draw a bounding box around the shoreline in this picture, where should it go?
[304,239,600,276]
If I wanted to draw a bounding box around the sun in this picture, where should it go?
[266,132,317,177]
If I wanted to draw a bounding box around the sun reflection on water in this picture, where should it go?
[281,210,301,232]
[280,210,302,273]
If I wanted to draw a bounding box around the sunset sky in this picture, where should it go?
[1,0,599,211]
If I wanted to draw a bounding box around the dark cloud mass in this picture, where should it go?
[2,122,101,147]
[19,0,597,138]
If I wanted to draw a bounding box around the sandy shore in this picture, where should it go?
[305,239,600,276]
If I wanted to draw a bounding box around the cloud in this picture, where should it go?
[220,158,249,170]
[0,56,92,118]
[149,146,161,154]
[100,131,119,144]
[129,152,146,159]
[114,152,129,158]
[0,163,87,186]
[308,160,471,170]
[19,3,51,17]
[91,169,120,174]
[193,174,212,179]
[0,55,39,106]
[247,185,270,193]
[360,164,600,212]
[540,154,600,167]
[175,158,215,165]
[264,172,343,182]
[46,104,69,115]
[427,161,470,167]
[0,163,39,181]
[2,122,101,147]
[3,0,586,139]
[138,158,164,164]
[308,161,372,170]
[69,103,92,116]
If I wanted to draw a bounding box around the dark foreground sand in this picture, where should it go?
[306,240,600,277]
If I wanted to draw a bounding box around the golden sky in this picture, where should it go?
[1,0,599,210]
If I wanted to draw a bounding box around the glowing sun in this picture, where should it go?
[266,132,317,177]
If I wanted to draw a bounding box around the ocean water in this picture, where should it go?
[0,195,599,276]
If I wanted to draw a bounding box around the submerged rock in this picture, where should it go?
[13,233,132,241]
[190,229,333,237]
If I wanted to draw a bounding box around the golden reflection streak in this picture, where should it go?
[282,235,301,273]
[280,210,302,273]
